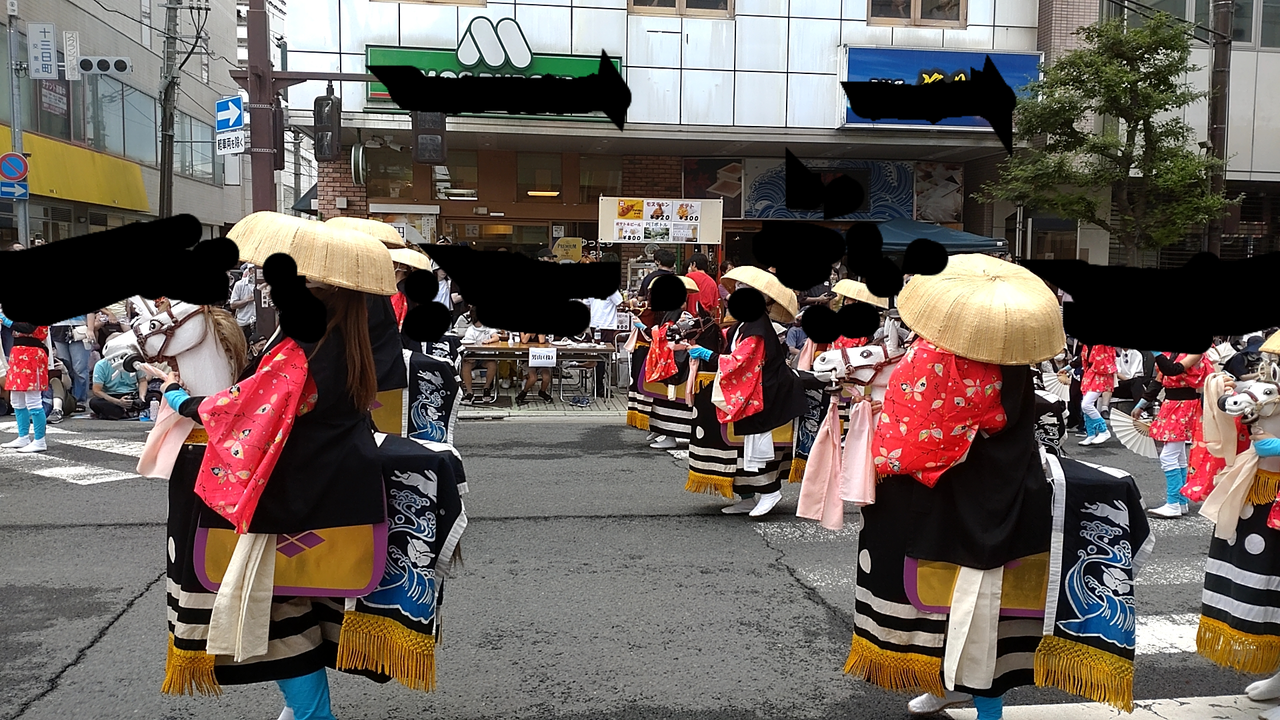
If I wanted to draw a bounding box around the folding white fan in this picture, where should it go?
[1041,368,1071,401]
[1110,409,1158,459]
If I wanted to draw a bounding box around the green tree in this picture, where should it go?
[980,14,1229,266]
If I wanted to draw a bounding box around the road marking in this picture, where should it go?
[667,449,689,460]
[33,466,139,485]
[52,436,147,457]
[946,693,1273,719]
[0,425,145,485]
[1136,613,1200,655]
[0,422,73,435]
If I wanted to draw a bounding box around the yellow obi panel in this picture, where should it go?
[203,525,378,593]
[727,420,795,445]
[184,427,209,445]
[915,553,1050,614]
[371,389,405,436]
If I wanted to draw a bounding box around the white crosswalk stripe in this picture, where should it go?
[0,423,146,485]
[947,694,1274,719]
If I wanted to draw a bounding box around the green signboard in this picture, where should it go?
[366,17,622,122]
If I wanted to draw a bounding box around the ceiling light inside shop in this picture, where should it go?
[440,188,478,200]
[526,191,560,197]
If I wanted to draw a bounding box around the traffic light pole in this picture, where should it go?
[157,0,179,218]
[8,5,29,246]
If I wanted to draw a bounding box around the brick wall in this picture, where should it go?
[316,152,368,219]
[617,155,684,267]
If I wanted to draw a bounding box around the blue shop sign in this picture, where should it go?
[843,47,1042,128]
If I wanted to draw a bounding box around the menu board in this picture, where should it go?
[600,197,722,245]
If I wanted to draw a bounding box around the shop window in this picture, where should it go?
[85,75,125,156]
[869,0,965,26]
[517,152,562,202]
[628,0,732,18]
[365,145,415,199]
[435,150,478,201]
[124,86,157,165]
[579,155,621,204]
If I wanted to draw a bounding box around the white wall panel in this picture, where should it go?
[791,0,842,19]
[573,0,628,8]
[400,4,459,49]
[734,71,788,126]
[682,70,735,125]
[683,18,736,71]
[737,0,789,15]
[1183,47,1211,144]
[1227,50,1257,174]
[518,0,571,7]
[992,26,1036,51]
[942,25,994,49]
[340,0,400,53]
[286,0,339,52]
[892,26,944,47]
[967,0,995,25]
[788,73,839,127]
[515,5,573,54]
[841,0,867,20]
[572,8,627,56]
[841,20,893,46]
[789,18,841,73]
[1251,53,1280,174]
[459,4,518,38]
[628,15,683,67]
[992,0,1037,28]
[736,16,789,71]
[627,67,681,123]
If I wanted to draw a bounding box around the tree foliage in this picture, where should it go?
[980,15,1230,265]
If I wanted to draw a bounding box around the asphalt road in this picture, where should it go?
[0,415,1265,720]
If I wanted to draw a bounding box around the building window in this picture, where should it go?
[123,86,157,165]
[191,120,214,181]
[628,0,732,18]
[86,75,126,157]
[141,0,152,49]
[176,112,192,175]
[37,78,72,141]
[1196,0,1252,42]
[365,146,415,198]
[435,150,478,201]
[1263,0,1280,46]
[580,155,621,204]
[517,152,562,202]
[868,0,965,26]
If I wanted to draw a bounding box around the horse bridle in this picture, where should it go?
[833,343,906,387]
[132,305,206,362]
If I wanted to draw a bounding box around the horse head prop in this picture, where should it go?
[1219,360,1280,425]
[128,296,238,396]
[101,331,144,376]
[813,343,905,402]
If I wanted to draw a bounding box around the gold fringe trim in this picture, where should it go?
[1249,469,1280,506]
[336,611,437,692]
[693,372,717,395]
[627,411,650,431]
[685,471,734,499]
[788,457,806,484]
[842,633,946,698]
[1033,635,1133,713]
[1197,615,1280,674]
[162,635,221,696]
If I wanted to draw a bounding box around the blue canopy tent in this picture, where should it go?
[875,218,1006,254]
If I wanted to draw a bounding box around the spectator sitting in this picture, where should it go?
[88,335,147,420]
[785,311,809,365]
[517,333,553,404]
[460,319,503,404]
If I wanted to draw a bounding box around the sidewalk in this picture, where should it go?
[948,695,1272,720]
[458,383,628,420]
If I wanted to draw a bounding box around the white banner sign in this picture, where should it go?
[216,130,246,155]
[600,196,722,245]
[63,31,80,81]
[528,347,557,368]
[27,23,57,79]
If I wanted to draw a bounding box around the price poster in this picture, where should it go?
[615,220,643,243]
[599,196,723,244]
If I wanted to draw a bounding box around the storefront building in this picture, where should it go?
[288,0,1043,272]
[0,0,248,246]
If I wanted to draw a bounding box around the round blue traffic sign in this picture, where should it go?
[0,152,28,182]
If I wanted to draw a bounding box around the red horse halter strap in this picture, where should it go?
[838,343,906,387]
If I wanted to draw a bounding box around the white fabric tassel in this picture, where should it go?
[943,566,1004,691]
[206,532,277,662]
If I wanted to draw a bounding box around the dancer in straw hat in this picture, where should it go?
[845,254,1064,720]
[159,220,464,720]
[684,266,806,517]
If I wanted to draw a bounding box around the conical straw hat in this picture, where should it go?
[389,246,434,272]
[897,254,1064,365]
[229,213,397,295]
[722,266,799,323]
[832,279,890,309]
[681,275,699,293]
[325,216,407,248]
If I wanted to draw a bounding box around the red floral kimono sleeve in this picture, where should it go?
[1089,345,1117,375]
[645,324,678,383]
[873,340,1007,488]
[715,335,766,424]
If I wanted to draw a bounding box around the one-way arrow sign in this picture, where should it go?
[215,96,244,133]
[368,53,631,131]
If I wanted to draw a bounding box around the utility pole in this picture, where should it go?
[292,128,300,215]
[246,0,275,212]
[7,1,29,247]
[157,0,180,218]
[1205,0,1233,256]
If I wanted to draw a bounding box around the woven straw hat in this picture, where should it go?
[833,279,890,309]
[722,266,799,323]
[325,216,407,248]
[389,247,434,272]
[229,212,397,295]
[897,253,1064,365]
[681,275,698,293]
[1262,331,1280,356]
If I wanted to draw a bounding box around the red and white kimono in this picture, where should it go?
[1080,345,1117,394]
[4,324,50,392]
[1149,353,1212,443]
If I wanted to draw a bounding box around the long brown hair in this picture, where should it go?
[310,287,377,410]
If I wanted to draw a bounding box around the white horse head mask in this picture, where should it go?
[129,296,208,361]
[813,343,905,402]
